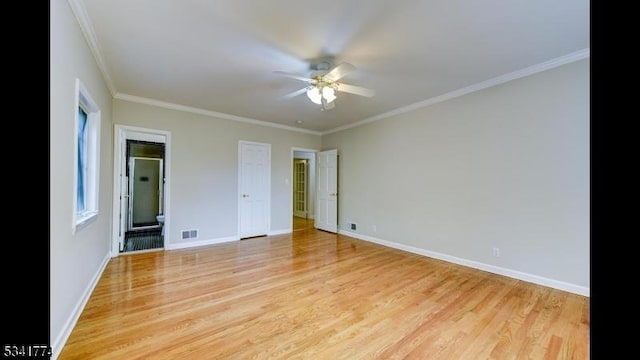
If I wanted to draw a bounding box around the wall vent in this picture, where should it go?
[181,229,199,239]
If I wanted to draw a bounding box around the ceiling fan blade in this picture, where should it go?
[335,83,376,97]
[282,87,309,99]
[273,71,313,82]
[324,63,356,82]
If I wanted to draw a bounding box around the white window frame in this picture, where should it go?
[73,78,101,233]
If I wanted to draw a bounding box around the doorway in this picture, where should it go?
[113,125,170,255]
[124,141,165,252]
[291,149,317,231]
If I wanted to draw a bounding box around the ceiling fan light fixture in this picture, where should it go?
[322,86,336,103]
[306,84,336,105]
[277,62,374,111]
[306,87,322,104]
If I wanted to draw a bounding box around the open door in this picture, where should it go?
[129,157,163,229]
[315,149,338,233]
[117,132,127,252]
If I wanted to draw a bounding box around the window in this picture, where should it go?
[77,106,88,212]
[73,79,101,233]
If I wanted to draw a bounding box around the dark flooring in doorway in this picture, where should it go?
[123,228,163,252]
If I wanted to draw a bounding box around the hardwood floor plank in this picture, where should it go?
[59,229,589,359]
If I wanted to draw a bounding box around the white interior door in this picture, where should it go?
[118,134,127,252]
[239,142,270,238]
[316,149,338,233]
[129,157,162,228]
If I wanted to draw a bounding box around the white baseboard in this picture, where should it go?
[164,236,239,250]
[268,228,292,236]
[338,230,589,297]
[165,231,295,250]
[51,253,111,360]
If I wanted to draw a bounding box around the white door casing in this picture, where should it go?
[316,149,338,233]
[112,125,170,256]
[238,141,271,238]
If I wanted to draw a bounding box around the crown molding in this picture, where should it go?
[114,93,323,136]
[322,48,590,135]
[67,0,117,96]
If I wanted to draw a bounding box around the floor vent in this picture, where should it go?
[182,229,198,239]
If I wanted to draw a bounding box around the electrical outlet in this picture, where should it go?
[350,223,357,231]
[372,225,377,232]
[492,247,500,257]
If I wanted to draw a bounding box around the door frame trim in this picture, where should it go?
[238,141,272,238]
[112,125,171,256]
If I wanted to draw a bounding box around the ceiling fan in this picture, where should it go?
[275,59,375,111]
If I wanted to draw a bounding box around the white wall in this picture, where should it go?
[113,99,321,243]
[322,59,589,291]
[293,151,316,219]
[50,0,113,355]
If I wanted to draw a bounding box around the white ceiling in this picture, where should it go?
[78,0,589,133]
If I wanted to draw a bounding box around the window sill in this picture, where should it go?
[73,211,98,234]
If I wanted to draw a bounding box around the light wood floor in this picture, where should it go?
[293,216,314,231]
[59,229,589,359]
